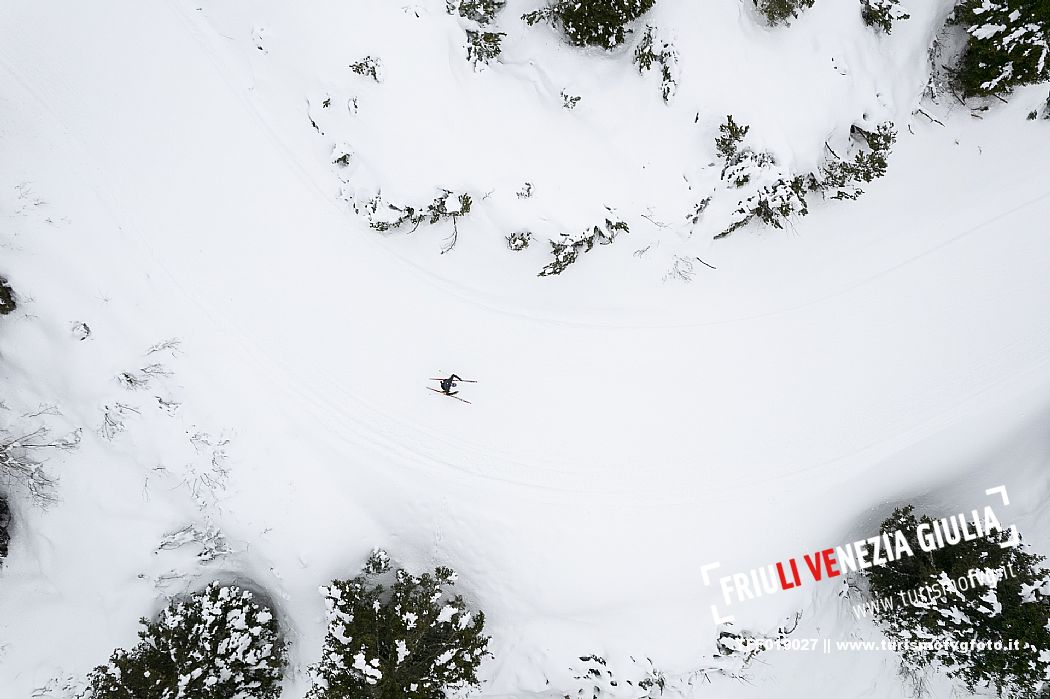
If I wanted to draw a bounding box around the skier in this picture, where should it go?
[427,373,477,403]
[439,373,464,396]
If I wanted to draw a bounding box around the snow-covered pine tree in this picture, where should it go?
[722,150,777,189]
[0,275,15,315]
[539,215,628,276]
[507,230,532,250]
[449,0,506,25]
[714,115,749,162]
[753,0,816,26]
[867,506,1050,696]
[718,175,811,238]
[466,30,506,66]
[85,582,286,699]
[715,118,895,237]
[309,548,490,699]
[523,0,656,48]
[449,0,507,66]
[350,56,383,83]
[713,115,810,237]
[633,26,678,103]
[818,122,896,200]
[956,0,1050,96]
[714,115,777,188]
[364,190,472,233]
[860,0,910,34]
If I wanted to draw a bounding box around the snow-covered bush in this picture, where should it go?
[565,655,665,699]
[715,115,776,188]
[350,56,383,83]
[722,150,777,189]
[633,26,678,103]
[714,613,802,668]
[753,0,815,26]
[867,506,1050,696]
[448,0,506,25]
[860,0,909,34]
[466,30,505,65]
[562,91,583,109]
[539,215,628,276]
[0,275,15,315]
[714,117,895,237]
[718,175,811,238]
[956,0,1050,96]
[331,142,352,167]
[687,196,712,226]
[155,522,231,563]
[308,548,490,699]
[364,190,473,234]
[85,582,286,699]
[712,115,810,237]
[449,0,506,65]
[1,425,77,505]
[817,122,896,200]
[507,230,532,250]
[523,0,656,49]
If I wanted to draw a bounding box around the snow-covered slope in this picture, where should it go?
[0,0,1048,696]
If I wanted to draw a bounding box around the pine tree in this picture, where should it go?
[867,506,1050,696]
[539,216,628,276]
[860,0,909,34]
[364,191,472,233]
[718,175,811,238]
[818,122,896,200]
[722,150,777,189]
[449,0,506,25]
[957,0,1050,96]
[0,275,15,315]
[712,116,811,238]
[309,549,491,699]
[754,0,815,26]
[85,583,286,699]
[714,115,750,162]
[523,0,656,48]
[714,115,779,188]
[633,26,678,103]
[466,30,505,66]
[450,0,507,65]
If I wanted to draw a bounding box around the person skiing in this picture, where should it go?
[427,374,476,403]
[438,373,463,396]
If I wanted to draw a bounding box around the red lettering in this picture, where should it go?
[823,548,841,577]
[803,552,825,581]
[776,561,796,590]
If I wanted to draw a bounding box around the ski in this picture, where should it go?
[427,387,471,404]
[429,378,477,382]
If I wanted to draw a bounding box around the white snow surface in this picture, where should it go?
[0,0,1049,696]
